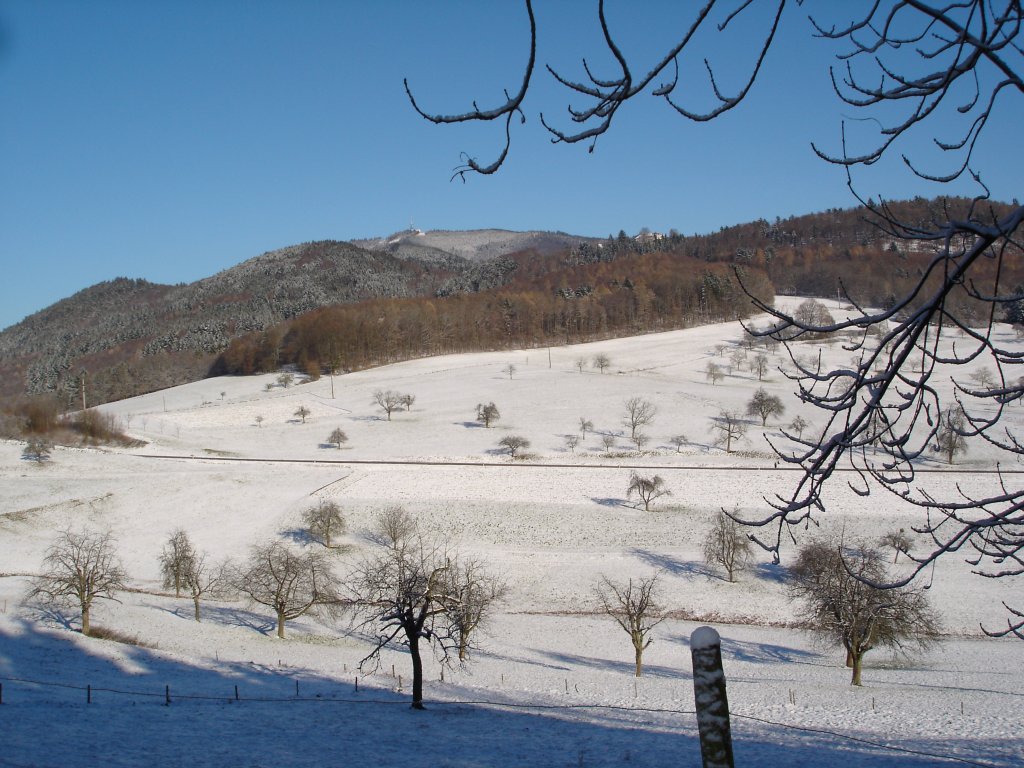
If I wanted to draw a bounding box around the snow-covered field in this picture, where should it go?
[2,300,1022,767]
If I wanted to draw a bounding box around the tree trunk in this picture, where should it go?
[850,651,864,686]
[409,631,425,709]
[846,647,854,668]
[276,611,286,639]
[193,596,202,622]
[81,601,91,636]
[634,643,644,677]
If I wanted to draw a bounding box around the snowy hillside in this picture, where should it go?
[1,299,1022,767]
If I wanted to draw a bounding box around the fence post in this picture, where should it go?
[690,626,734,768]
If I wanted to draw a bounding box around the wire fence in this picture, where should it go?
[0,673,1015,768]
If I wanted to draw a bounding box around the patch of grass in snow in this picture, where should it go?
[88,625,157,649]
[202,448,239,457]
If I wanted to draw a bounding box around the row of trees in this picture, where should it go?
[29,507,505,710]
[28,507,937,696]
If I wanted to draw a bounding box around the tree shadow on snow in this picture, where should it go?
[591,496,626,508]
[752,561,789,584]
[280,527,318,546]
[537,649,690,681]
[456,421,485,429]
[669,634,826,667]
[0,618,1015,768]
[631,549,711,578]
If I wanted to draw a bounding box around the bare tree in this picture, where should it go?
[409,0,1024,635]
[626,471,670,511]
[400,393,416,411]
[476,402,500,428]
[255,415,264,428]
[880,529,913,564]
[574,356,587,373]
[564,434,579,454]
[668,434,688,453]
[441,557,507,662]
[789,539,940,686]
[349,508,460,709]
[600,433,617,454]
[709,410,746,453]
[592,353,611,374]
[502,363,517,380]
[622,397,656,446]
[595,573,665,677]
[234,541,340,639]
[303,500,346,548]
[498,434,530,460]
[703,510,753,583]
[935,406,968,464]
[294,405,311,424]
[327,427,348,449]
[276,373,294,389]
[727,349,745,375]
[746,387,785,427]
[183,551,229,622]
[160,528,196,598]
[578,417,593,437]
[372,390,405,421]
[752,354,769,382]
[787,415,809,440]
[29,529,128,637]
[705,362,723,385]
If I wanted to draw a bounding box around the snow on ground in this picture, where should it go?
[1,301,1022,767]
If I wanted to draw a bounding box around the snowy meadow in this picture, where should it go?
[1,300,1022,767]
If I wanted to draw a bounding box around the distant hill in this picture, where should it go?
[0,232,592,406]
[3,199,1019,410]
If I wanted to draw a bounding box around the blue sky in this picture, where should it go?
[1,1,1020,331]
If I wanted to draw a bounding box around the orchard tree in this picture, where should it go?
[372,390,405,421]
[935,406,968,464]
[622,397,656,446]
[703,510,754,583]
[276,373,294,389]
[564,434,579,454]
[476,402,500,428]
[350,508,499,708]
[709,410,746,453]
[409,0,1024,635]
[30,529,128,637]
[592,353,611,374]
[578,417,593,438]
[705,362,723,385]
[442,556,507,662]
[789,539,940,686]
[294,406,311,424]
[746,387,785,427]
[255,415,264,428]
[502,363,517,380]
[752,354,770,381]
[668,434,688,453]
[160,528,196,597]
[400,393,416,411]
[183,550,229,622]
[303,500,346,548]
[574,357,587,373]
[234,541,341,639]
[787,415,809,440]
[595,573,665,677]
[627,472,670,511]
[498,435,530,460]
[327,427,348,449]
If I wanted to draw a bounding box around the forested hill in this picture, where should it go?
[3,197,1019,410]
